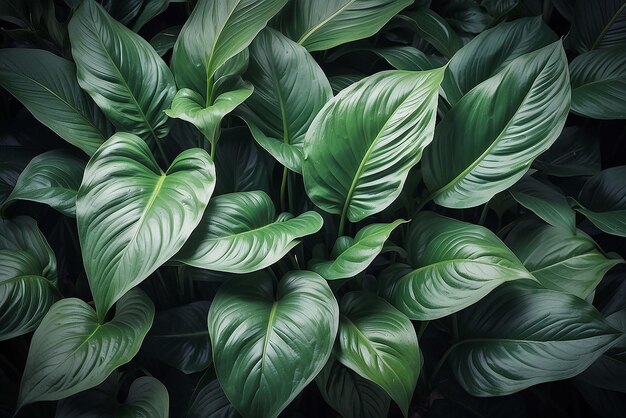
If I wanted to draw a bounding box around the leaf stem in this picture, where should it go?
[280,166,288,212]
[210,140,216,159]
[478,201,490,226]
[338,211,347,238]
[155,138,170,166]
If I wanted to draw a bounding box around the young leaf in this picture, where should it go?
[380,212,533,320]
[1,150,86,217]
[448,281,623,396]
[335,291,420,417]
[303,68,443,223]
[77,133,215,319]
[209,270,339,418]
[68,0,176,142]
[175,191,323,273]
[399,8,463,59]
[533,127,601,177]
[422,41,570,209]
[569,0,626,52]
[17,288,154,408]
[0,48,112,155]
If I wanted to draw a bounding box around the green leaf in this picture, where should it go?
[1,150,86,217]
[77,132,215,319]
[369,46,441,71]
[441,16,557,104]
[329,74,365,94]
[142,301,211,374]
[570,166,626,237]
[399,8,463,59]
[303,68,443,223]
[316,357,390,418]
[532,127,601,177]
[68,0,176,142]
[448,281,623,396]
[335,291,419,417]
[238,28,332,173]
[569,46,626,120]
[171,0,287,103]
[187,370,240,418]
[509,174,576,231]
[569,0,626,52]
[17,288,154,408]
[149,25,181,57]
[422,41,570,209]
[0,48,112,155]
[175,191,323,273]
[310,220,405,280]
[276,0,412,52]
[380,212,532,320]
[132,0,170,31]
[504,217,623,299]
[209,270,339,418]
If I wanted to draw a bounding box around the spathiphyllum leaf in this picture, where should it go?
[187,370,239,418]
[422,41,570,208]
[503,217,623,299]
[76,133,215,319]
[310,220,406,280]
[335,291,420,417]
[569,0,626,53]
[1,150,86,217]
[448,281,623,396]
[368,46,441,71]
[533,127,601,177]
[441,16,557,104]
[17,288,154,408]
[569,46,626,120]
[175,191,323,273]
[303,68,443,222]
[238,27,333,173]
[171,0,288,103]
[570,166,626,237]
[68,0,176,142]
[380,212,533,321]
[209,270,339,418]
[0,217,58,340]
[399,8,463,59]
[0,48,112,155]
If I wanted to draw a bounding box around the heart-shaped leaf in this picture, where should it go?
[0,48,112,155]
[569,0,626,52]
[209,270,339,418]
[423,41,570,208]
[399,8,463,59]
[77,132,215,319]
[17,288,154,408]
[175,191,323,274]
[335,291,420,417]
[380,212,532,320]
[303,68,443,224]
[68,0,176,142]
[532,127,601,177]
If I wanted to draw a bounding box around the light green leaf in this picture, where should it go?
[448,281,623,396]
[335,291,419,417]
[310,220,405,280]
[303,69,443,223]
[175,191,323,273]
[570,46,626,120]
[209,270,339,418]
[569,0,625,52]
[423,41,571,209]
[399,8,463,59]
[77,132,215,319]
[17,288,154,408]
[533,127,601,177]
[0,48,112,155]
[380,212,532,320]
[68,0,176,142]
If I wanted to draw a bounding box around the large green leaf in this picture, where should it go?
[17,288,154,408]
[0,216,56,280]
[76,132,215,319]
[422,41,570,208]
[316,357,390,418]
[310,220,405,280]
[504,217,623,299]
[238,27,332,173]
[142,301,211,374]
[569,46,626,120]
[448,281,623,396]
[303,69,443,223]
[569,0,626,52]
[68,0,176,142]
[335,291,419,417]
[175,191,323,273]
[171,0,287,104]
[1,150,86,217]
[570,166,626,237]
[399,8,463,59]
[441,16,557,104]
[276,0,412,52]
[0,48,112,155]
[209,270,339,418]
[380,212,532,320]
[532,127,601,177]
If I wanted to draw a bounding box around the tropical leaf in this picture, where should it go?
[149,25,181,57]
[187,370,240,418]
[532,127,601,177]
[399,8,463,59]
[569,0,626,52]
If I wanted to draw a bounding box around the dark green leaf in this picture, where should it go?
[149,25,181,57]
[187,370,240,418]
[532,127,601,177]
[399,8,463,59]
[569,0,626,52]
